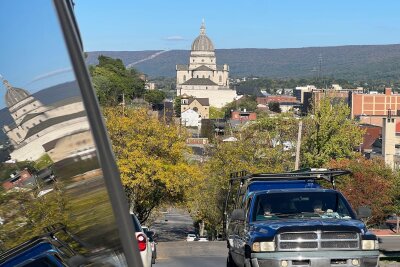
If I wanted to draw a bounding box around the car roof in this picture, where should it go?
[130,213,143,232]
[253,188,338,195]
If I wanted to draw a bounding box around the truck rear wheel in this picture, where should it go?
[226,253,237,267]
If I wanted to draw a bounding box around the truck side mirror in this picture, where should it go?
[231,209,246,221]
[357,206,372,219]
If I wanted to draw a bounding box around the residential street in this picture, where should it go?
[150,209,227,266]
[151,208,400,267]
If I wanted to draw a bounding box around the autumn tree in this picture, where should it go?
[188,114,298,236]
[89,55,145,106]
[301,97,364,168]
[103,107,201,223]
[328,157,399,226]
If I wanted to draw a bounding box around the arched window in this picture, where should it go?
[202,75,205,78]
[197,75,199,78]
[219,76,222,82]
[202,59,204,62]
[183,75,186,82]
[193,107,198,112]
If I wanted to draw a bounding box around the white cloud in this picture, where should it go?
[164,36,186,41]
[29,67,73,84]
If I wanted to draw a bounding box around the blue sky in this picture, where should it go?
[74,0,400,51]
[0,0,75,109]
[1,0,400,108]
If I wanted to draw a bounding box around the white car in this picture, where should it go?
[198,237,209,242]
[131,214,153,267]
[142,226,157,264]
[186,233,197,241]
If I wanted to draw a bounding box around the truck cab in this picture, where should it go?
[225,169,379,267]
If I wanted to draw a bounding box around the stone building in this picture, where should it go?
[1,78,92,162]
[176,21,237,108]
[181,94,209,119]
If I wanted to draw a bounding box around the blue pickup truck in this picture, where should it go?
[225,169,379,267]
[0,223,88,267]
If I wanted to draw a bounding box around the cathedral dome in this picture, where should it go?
[2,78,30,107]
[191,21,214,52]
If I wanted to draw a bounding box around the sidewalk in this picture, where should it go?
[371,229,399,236]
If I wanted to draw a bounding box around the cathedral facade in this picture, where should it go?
[176,22,237,108]
[1,78,92,162]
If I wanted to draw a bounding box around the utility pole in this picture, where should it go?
[122,93,125,116]
[295,120,303,170]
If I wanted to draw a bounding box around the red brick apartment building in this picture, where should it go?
[351,88,400,118]
[257,95,297,105]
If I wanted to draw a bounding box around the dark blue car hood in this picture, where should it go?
[249,219,371,241]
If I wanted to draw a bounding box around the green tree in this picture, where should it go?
[188,114,298,235]
[174,96,182,117]
[268,102,281,113]
[209,107,225,119]
[222,96,257,117]
[103,107,201,223]
[0,184,67,250]
[89,56,145,106]
[144,90,166,105]
[301,97,363,168]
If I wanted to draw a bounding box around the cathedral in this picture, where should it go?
[1,77,93,162]
[176,21,237,108]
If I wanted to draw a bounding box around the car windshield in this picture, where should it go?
[252,191,355,221]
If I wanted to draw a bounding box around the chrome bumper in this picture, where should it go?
[250,250,379,267]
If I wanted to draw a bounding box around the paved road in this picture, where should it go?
[380,236,400,252]
[156,241,227,267]
[151,208,195,242]
[150,208,227,266]
[151,208,400,267]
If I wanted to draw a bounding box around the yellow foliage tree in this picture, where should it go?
[103,107,201,223]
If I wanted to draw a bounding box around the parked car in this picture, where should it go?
[142,226,157,264]
[198,237,208,242]
[186,233,197,242]
[131,214,153,267]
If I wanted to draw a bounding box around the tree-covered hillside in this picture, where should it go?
[86,44,400,80]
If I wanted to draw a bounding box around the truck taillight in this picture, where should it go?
[137,233,147,251]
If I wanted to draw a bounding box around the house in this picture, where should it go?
[2,169,34,190]
[181,95,210,119]
[181,109,202,127]
[230,109,257,121]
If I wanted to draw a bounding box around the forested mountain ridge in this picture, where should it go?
[86,44,400,80]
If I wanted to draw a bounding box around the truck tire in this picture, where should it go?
[226,253,237,267]
[244,258,252,267]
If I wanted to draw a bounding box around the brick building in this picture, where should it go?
[351,88,400,118]
[257,95,298,105]
[231,110,257,121]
